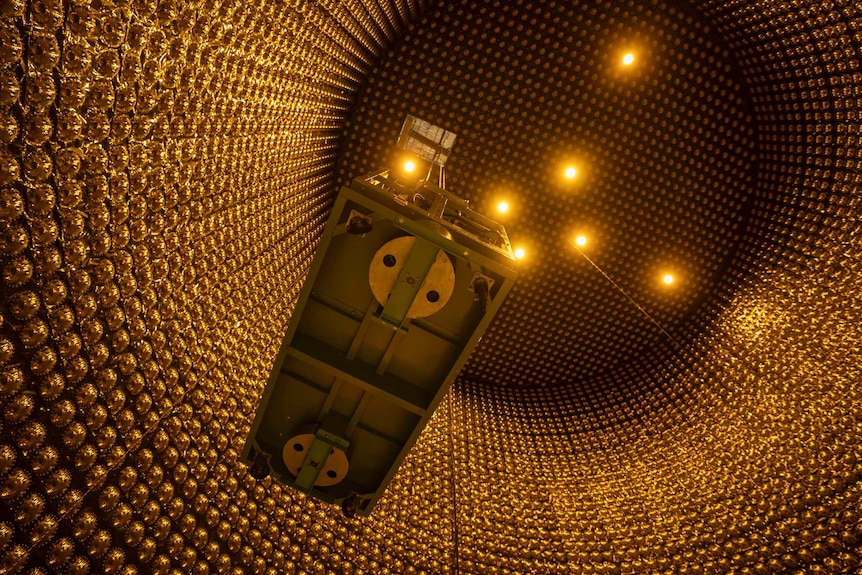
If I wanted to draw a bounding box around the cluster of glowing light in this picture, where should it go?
[662,273,675,285]
[564,166,578,179]
[514,247,526,259]
[622,52,635,66]
[496,201,509,214]
[575,235,588,247]
[403,160,416,172]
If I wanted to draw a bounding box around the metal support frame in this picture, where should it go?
[241,171,517,516]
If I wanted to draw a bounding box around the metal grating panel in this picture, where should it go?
[396,115,458,166]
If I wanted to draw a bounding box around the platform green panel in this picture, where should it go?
[242,171,517,516]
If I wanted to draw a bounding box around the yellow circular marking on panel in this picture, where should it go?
[369,236,456,319]
[282,434,350,487]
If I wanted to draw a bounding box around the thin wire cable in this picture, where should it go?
[575,247,685,352]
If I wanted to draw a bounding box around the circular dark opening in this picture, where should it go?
[292,443,304,452]
[326,470,338,479]
[383,254,397,267]
[426,290,440,302]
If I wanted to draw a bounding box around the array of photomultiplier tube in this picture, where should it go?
[1,0,862,574]
[0,0,406,572]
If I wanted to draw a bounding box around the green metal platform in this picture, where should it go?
[242,124,517,516]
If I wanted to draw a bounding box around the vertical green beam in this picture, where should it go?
[294,438,334,492]
[295,423,350,492]
[380,238,440,326]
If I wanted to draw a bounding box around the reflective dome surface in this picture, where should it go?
[0,0,860,574]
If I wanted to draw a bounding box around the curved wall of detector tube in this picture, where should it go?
[1,0,861,574]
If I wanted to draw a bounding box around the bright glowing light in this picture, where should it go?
[662,274,675,285]
[564,166,577,179]
[622,52,635,66]
[403,160,416,172]
[575,235,588,247]
[497,201,510,214]
[514,247,526,259]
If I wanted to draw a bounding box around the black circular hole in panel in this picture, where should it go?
[326,470,338,479]
[426,290,440,302]
[292,443,304,452]
[383,254,397,267]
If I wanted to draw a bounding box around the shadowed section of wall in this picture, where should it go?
[0,0,860,574]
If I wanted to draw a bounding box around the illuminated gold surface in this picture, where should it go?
[1,0,861,574]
